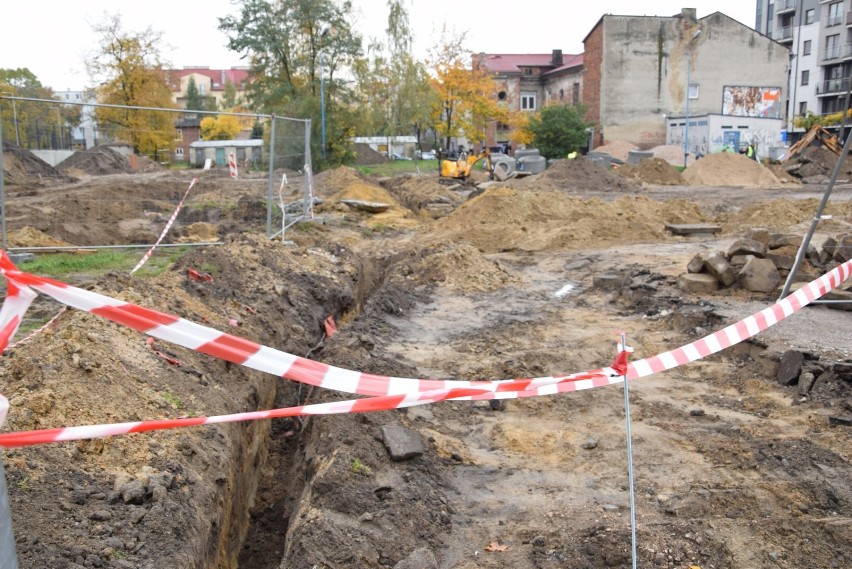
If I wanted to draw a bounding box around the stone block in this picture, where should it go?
[686,254,705,274]
[769,234,803,249]
[726,238,766,258]
[738,257,781,293]
[381,426,424,461]
[703,252,736,287]
[766,252,795,271]
[822,236,838,258]
[729,254,754,267]
[593,274,625,292]
[745,228,771,245]
[833,234,852,262]
[777,350,804,386]
[677,273,719,294]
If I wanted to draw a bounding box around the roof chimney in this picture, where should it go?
[681,8,697,22]
[552,49,563,66]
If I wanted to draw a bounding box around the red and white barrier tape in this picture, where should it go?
[0,249,849,448]
[4,306,66,352]
[130,159,211,274]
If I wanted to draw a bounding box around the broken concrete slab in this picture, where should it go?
[381,426,424,461]
[665,223,722,236]
[687,254,705,274]
[777,350,804,386]
[738,257,781,293]
[769,234,803,249]
[727,239,767,259]
[833,234,852,262]
[766,252,795,271]
[746,228,771,245]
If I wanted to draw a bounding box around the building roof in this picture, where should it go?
[189,139,263,149]
[478,53,583,75]
[166,67,250,91]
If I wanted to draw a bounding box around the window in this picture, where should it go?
[497,91,507,101]
[573,82,580,105]
[828,2,842,26]
[521,92,536,111]
[175,129,183,141]
[826,34,840,60]
[559,89,564,101]
[799,102,807,115]
[805,9,814,25]
[688,84,700,100]
[175,147,184,157]
[803,40,811,56]
[802,70,809,85]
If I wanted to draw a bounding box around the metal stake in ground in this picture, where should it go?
[620,333,638,569]
[0,449,19,569]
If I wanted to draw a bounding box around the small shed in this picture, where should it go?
[188,139,263,167]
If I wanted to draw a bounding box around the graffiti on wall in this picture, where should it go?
[722,86,781,119]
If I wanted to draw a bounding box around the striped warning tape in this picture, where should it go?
[0,250,849,448]
[130,160,212,274]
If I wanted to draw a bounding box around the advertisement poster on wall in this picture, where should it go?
[722,86,781,118]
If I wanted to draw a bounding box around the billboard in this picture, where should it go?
[722,86,782,118]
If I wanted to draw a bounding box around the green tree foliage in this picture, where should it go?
[525,104,592,159]
[221,79,239,110]
[185,76,204,111]
[427,28,505,150]
[200,115,241,140]
[0,68,76,149]
[87,14,176,157]
[219,0,362,164]
[352,1,436,150]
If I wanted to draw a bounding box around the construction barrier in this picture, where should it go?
[228,152,238,179]
[0,250,849,448]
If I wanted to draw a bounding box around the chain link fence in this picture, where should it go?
[0,97,313,251]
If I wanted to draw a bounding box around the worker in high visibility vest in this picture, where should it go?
[746,142,757,161]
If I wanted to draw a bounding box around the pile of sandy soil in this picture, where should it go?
[511,157,641,193]
[721,197,852,234]
[617,157,684,186]
[789,146,852,181]
[381,175,463,218]
[133,155,166,173]
[2,143,62,181]
[176,222,220,243]
[6,226,74,248]
[682,152,781,187]
[427,187,706,253]
[314,166,415,227]
[406,243,519,292]
[593,140,637,162]
[57,146,133,176]
[352,143,390,165]
[651,144,694,166]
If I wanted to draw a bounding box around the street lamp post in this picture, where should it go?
[684,29,701,168]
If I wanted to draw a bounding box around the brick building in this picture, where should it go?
[475,51,583,150]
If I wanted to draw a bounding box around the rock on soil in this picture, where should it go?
[683,152,781,187]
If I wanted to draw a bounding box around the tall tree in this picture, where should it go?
[427,28,505,150]
[87,14,176,157]
[185,76,204,110]
[0,68,72,149]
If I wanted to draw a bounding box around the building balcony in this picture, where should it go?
[776,0,796,13]
[822,45,841,61]
[827,13,844,27]
[816,76,851,96]
[772,26,794,41]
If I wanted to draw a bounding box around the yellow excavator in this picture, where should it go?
[439,148,493,183]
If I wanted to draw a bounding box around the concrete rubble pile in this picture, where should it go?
[677,228,852,301]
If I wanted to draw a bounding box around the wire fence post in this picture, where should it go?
[304,118,312,217]
[265,115,278,237]
[1,97,7,251]
[0,397,19,569]
[620,332,638,569]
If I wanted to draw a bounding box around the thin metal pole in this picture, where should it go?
[1,98,6,252]
[621,332,638,569]
[266,116,277,238]
[779,74,852,300]
[320,51,327,161]
[684,52,691,168]
[304,119,312,217]
[0,397,19,569]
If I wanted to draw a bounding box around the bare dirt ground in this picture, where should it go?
[1,149,851,569]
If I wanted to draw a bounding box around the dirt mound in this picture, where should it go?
[57,146,134,176]
[381,175,463,218]
[177,222,220,243]
[682,152,781,187]
[787,146,852,181]
[2,142,62,181]
[133,155,166,173]
[511,157,640,193]
[406,243,519,292]
[428,187,704,252]
[721,198,852,233]
[315,166,415,228]
[352,143,390,165]
[593,140,637,162]
[651,144,693,166]
[6,226,75,248]
[617,157,684,185]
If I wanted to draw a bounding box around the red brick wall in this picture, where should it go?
[583,22,604,148]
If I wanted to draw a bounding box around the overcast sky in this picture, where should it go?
[1,1,757,92]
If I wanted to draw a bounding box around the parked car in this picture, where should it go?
[416,150,436,160]
[392,152,412,161]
